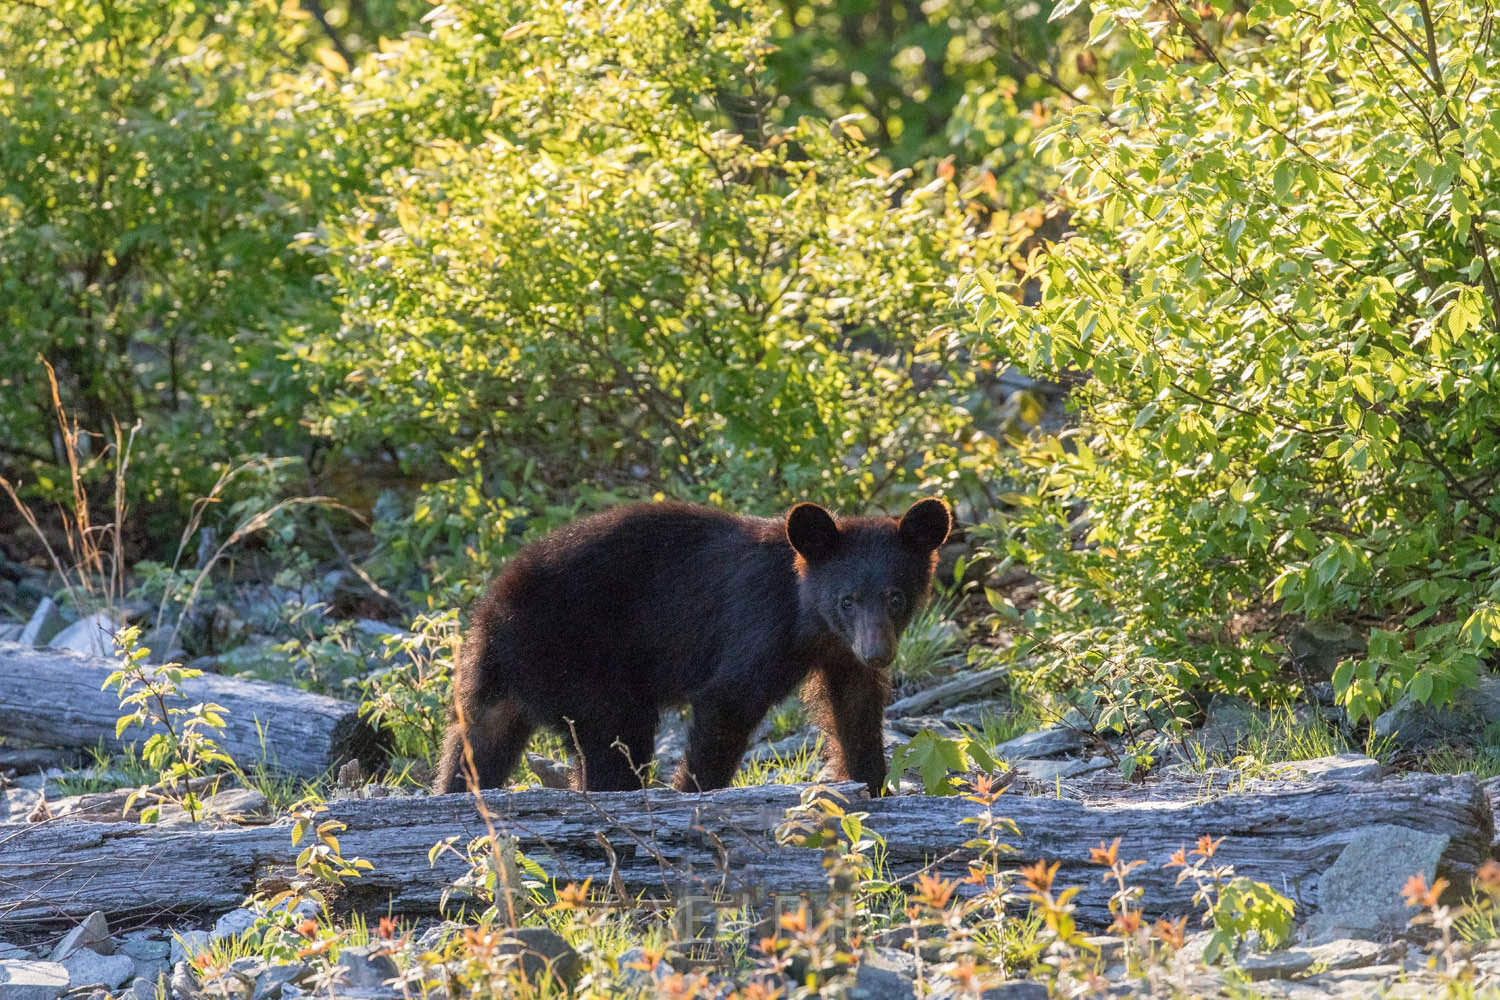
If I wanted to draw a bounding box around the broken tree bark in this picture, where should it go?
[0,774,1488,928]
[0,642,384,781]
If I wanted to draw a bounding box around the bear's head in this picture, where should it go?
[786,497,951,670]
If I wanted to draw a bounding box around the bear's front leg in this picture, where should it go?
[803,655,891,796]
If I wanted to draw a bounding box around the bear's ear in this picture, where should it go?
[898,497,951,552]
[787,502,840,562]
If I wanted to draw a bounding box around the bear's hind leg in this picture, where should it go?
[435,696,536,794]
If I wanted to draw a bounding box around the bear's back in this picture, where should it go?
[475,502,803,703]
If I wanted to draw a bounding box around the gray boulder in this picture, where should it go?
[48,611,122,657]
[169,960,201,1000]
[1304,824,1450,943]
[59,950,134,991]
[17,597,63,647]
[169,932,210,966]
[119,933,169,963]
[49,911,113,961]
[209,908,259,943]
[251,963,313,1000]
[334,945,397,989]
[498,927,580,987]
[1272,754,1381,782]
[848,949,920,1000]
[1376,676,1500,747]
[980,984,1048,1000]
[0,960,70,1000]
[615,947,677,991]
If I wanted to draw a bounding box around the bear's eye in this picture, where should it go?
[886,591,906,613]
[839,595,856,612]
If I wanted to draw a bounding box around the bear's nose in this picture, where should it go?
[853,634,892,671]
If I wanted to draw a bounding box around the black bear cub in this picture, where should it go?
[434,497,951,796]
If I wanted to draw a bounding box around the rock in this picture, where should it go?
[1014,756,1110,782]
[351,619,407,640]
[333,945,398,989]
[11,767,63,791]
[17,597,63,647]
[0,960,70,1000]
[222,956,266,986]
[872,925,943,964]
[1237,948,1316,981]
[128,957,168,992]
[0,787,43,824]
[498,927,580,987]
[265,898,320,922]
[210,908,259,942]
[941,699,1009,729]
[1299,963,1408,992]
[851,952,915,1000]
[414,926,448,952]
[1375,676,1500,747]
[59,950,134,991]
[744,732,819,765]
[48,611,122,657]
[864,947,918,978]
[1303,824,1450,943]
[1080,935,1123,962]
[991,727,1083,761]
[1288,622,1364,676]
[156,787,271,826]
[169,960,201,1000]
[0,943,32,961]
[0,746,84,775]
[1300,937,1390,972]
[654,712,690,768]
[1273,754,1381,782]
[888,715,961,738]
[524,753,572,789]
[616,947,677,990]
[979,984,1048,1000]
[1191,695,1267,756]
[118,934,169,963]
[251,963,313,999]
[123,975,161,1000]
[48,910,113,961]
[169,932,210,966]
[0,623,21,643]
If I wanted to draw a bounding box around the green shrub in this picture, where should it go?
[966,0,1500,722]
[764,0,1091,170]
[0,0,332,511]
[306,0,1001,591]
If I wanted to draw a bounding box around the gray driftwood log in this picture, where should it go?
[0,642,384,781]
[885,665,1010,718]
[0,774,1489,927]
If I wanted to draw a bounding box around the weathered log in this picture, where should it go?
[885,666,1009,718]
[0,642,384,781]
[0,774,1488,928]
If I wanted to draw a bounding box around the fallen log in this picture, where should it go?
[885,666,1010,718]
[0,643,384,781]
[0,773,1488,928]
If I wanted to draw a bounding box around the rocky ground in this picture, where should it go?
[6,575,1500,999]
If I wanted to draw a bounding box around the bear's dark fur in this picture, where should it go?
[434,497,951,796]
